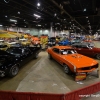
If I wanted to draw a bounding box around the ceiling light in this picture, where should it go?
[34,14,41,18]
[37,24,41,26]
[24,26,26,27]
[5,15,7,17]
[54,13,57,16]
[83,8,86,12]
[37,2,40,6]
[86,16,88,18]
[10,19,17,22]
[87,20,89,22]
[18,11,20,14]
[24,20,25,21]
[15,23,17,24]
[0,25,3,26]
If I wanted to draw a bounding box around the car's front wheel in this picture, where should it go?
[63,64,71,74]
[9,65,19,77]
[96,54,100,59]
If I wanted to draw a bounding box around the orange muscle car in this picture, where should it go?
[47,46,98,74]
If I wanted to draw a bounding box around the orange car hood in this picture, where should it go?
[62,54,97,68]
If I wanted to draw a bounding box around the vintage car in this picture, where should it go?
[58,39,71,46]
[31,37,40,46]
[47,46,98,74]
[71,42,100,59]
[0,44,8,51]
[19,38,31,46]
[48,37,56,47]
[0,46,41,77]
[70,39,83,44]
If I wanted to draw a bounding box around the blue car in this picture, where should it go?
[58,39,71,45]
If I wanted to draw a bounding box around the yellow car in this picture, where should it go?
[0,44,8,51]
[19,38,31,46]
[5,42,18,47]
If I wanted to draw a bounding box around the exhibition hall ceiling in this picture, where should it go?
[0,0,100,34]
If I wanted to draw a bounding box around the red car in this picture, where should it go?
[71,42,100,59]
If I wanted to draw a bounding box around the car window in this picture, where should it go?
[61,49,77,55]
[6,48,23,56]
[53,48,59,54]
[82,45,88,49]
[23,48,30,55]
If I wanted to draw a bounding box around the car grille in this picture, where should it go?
[80,64,98,70]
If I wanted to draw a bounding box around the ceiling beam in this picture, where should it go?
[49,0,88,32]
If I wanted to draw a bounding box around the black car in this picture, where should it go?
[0,46,41,77]
[48,37,56,47]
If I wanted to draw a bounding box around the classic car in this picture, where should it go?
[47,46,98,74]
[0,46,41,77]
[19,38,31,46]
[58,39,71,46]
[48,37,56,47]
[70,39,83,44]
[31,37,40,46]
[71,42,100,59]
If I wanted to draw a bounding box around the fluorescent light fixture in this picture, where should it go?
[10,19,17,22]
[37,2,40,6]
[0,25,3,26]
[5,15,7,17]
[34,14,41,18]
[86,16,88,18]
[38,24,41,26]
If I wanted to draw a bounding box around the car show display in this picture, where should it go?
[47,46,99,80]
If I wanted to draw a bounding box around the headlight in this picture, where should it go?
[74,66,76,72]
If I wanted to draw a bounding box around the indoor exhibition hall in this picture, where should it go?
[0,0,100,100]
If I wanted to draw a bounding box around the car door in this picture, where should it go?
[51,48,61,61]
[75,45,94,57]
[20,48,32,64]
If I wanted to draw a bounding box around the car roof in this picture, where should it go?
[52,46,72,49]
[72,42,89,46]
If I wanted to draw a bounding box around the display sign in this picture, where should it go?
[75,73,86,81]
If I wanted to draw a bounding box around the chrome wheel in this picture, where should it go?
[96,54,100,59]
[63,64,71,74]
[9,65,19,77]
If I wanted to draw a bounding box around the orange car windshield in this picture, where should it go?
[60,49,77,55]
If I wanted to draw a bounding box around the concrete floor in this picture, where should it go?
[0,41,100,95]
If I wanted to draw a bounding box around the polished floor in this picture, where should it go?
[0,42,100,95]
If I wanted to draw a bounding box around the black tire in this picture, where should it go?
[9,65,19,77]
[96,54,100,59]
[48,54,52,59]
[63,64,71,74]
